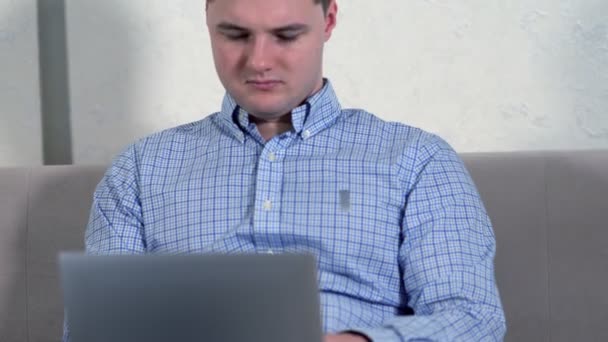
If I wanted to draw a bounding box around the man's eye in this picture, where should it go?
[226,34,249,41]
[277,34,298,43]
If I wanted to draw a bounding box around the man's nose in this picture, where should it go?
[246,37,272,72]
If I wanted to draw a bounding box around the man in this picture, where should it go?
[64,0,506,340]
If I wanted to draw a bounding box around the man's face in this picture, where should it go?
[206,0,337,121]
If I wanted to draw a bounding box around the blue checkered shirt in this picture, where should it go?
[64,80,505,341]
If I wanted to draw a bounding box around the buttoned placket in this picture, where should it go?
[252,134,293,253]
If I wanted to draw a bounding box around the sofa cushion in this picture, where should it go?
[0,168,29,341]
[463,152,550,341]
[545,151,608,342]
[26,166,104,342]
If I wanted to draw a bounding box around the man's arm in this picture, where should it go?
[84,144,146,255]
[353,136,506,341]
[62,144,146,342]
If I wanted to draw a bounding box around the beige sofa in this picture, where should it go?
[1,150,607,341]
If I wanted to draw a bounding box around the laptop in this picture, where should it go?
[59,252,323,342]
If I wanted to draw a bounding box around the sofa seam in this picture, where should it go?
[25,167,32,342]
[543,155,552,342]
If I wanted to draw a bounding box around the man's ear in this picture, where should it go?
[324,1,338,41]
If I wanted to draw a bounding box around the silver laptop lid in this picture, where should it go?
[60,252,323,342]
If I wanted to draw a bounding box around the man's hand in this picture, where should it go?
[324,333,369,342]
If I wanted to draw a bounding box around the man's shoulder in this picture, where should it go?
[340,108,448,153]
[137,114,220,147]
[108,114,221,168]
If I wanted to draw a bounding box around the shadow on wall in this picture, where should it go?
[0,0,42,166]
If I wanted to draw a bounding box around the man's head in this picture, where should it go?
[206,0,337,122]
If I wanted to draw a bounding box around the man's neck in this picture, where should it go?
[250,114,293,141]
[248,78,326,141]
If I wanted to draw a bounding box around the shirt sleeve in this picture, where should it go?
[62,144,147,342]
[84,143,146,255]
[354,136,506,341]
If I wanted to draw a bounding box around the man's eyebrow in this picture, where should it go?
[271,23,310,33]
[216,22,310,33]
[216,22,248,31]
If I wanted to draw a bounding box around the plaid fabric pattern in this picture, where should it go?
[64,80,505,341]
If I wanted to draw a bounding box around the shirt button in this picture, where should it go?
[268,152,276,162]
[262,200,272,210]
[302,130,311,139]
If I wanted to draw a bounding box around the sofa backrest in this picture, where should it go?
[0,166,104,341]
[1,150,607,341]
[462,150,608,342]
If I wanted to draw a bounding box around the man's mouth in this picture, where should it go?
[246,80,282,91]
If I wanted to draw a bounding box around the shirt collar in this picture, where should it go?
[217,79,342,142]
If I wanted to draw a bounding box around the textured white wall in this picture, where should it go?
[5,0,608,165]
[0,0,42,166]
[330,0,608,152]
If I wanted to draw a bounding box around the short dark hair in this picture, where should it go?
[314,0,330,14]
[206,0,330,14]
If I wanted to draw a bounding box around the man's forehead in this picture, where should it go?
[207,0,319,7]
[207,0,322,24]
